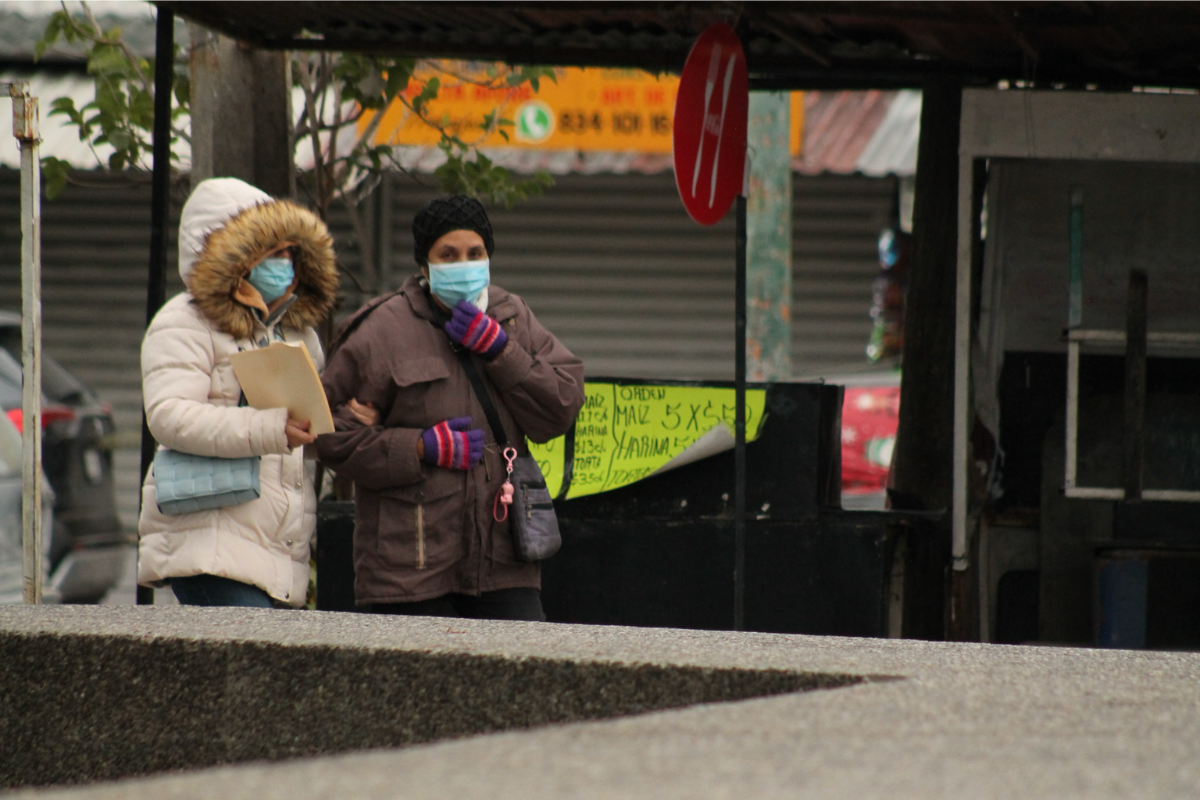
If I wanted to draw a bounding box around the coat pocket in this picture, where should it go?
[381,356,452,427]
[376,493,463,570]
[376,470,464,570]
[390,357,450,387]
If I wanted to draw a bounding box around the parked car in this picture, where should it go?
[0,312,128,602]
[835,368,901,511]
[0,401,57,604]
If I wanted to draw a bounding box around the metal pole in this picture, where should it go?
[1065,339,1080,491]
[733,193,747,632]
[951,153,973,575]
[1123,269,1148,502]
[8,82,43,605]
[137,7,175,606]
[948,149,975,641]
[1065,188,1083,496]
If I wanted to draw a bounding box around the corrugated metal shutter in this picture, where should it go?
[379,173,739,380]
[793,174,897,378]
[379,172,894,381]
[0,168,892,530]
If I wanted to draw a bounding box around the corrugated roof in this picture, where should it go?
[795,90,895,175]
[856,90,921,177]
[0,2,183,63]
[795,89,920,177]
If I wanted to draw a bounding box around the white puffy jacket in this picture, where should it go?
[137,178,339,606]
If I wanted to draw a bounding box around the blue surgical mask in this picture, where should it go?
[428,258,490,307]
[247,257,295,303]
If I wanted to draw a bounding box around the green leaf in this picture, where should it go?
[128,88,155,130]
[383,60,414,100]
[88,45,132,79]
[47,96,82,125]
[40,157,72,200]
[35,13,65,62]
[173,71,190,107]
[108,129,133,152]
[92,82,128,120]
[412,76,439,116]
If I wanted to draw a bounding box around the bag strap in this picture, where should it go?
[328,287,406,359]
[455,348,509,448]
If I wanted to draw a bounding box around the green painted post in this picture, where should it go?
[746,91,793,381]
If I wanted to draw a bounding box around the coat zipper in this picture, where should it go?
[416,504,426,569]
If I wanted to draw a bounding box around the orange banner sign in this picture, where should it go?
[366,65,803,154]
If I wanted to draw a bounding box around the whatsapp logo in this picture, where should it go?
[516,101,555,143]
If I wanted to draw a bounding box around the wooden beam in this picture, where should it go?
[892,80,962,517]
[189,23,293,198]
[891,80,963,639]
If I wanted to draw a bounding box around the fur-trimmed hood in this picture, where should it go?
[179,178,338,340]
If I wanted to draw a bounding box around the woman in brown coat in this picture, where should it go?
[316,196,585,620]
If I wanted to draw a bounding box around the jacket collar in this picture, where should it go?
[258,294,297,332]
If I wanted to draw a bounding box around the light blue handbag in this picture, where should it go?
[153,449,261,515]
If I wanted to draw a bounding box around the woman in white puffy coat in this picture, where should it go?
[138,178,339,607]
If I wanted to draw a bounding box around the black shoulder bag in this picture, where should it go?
[455,349,562,562]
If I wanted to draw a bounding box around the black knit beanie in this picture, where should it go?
[412,195,495,266]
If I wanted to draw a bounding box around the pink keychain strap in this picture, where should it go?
[493,447,519,521]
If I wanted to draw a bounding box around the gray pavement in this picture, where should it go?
[4,605,1200,799]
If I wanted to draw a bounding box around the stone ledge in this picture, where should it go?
[7,607,1200,800]
[0,607,882,789]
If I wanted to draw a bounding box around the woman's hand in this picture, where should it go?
[285,417,317,449]
[419,417,485,469]
[346,398,380,426]
[445,300,508,359]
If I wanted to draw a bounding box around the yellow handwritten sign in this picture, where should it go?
[527,382,768,500]
[365,64,804,155]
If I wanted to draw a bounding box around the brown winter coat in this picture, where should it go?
[315,274,585,606]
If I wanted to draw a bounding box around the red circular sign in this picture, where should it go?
[672,23,749,226]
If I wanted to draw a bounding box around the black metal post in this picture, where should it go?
[136,7,174,605]
[734,194,747,631]
[1123,269,1148,502]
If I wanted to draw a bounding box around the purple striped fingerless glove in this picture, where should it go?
[421,417,484,470]
[445,300,508,359]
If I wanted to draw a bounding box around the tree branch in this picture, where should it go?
[417,58,515,90]
[79,1,153,93]
[294,57,328,219]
